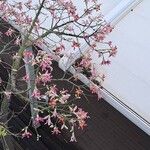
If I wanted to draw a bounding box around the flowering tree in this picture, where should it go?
[0,0,117,149]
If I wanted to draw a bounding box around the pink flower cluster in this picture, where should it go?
[94,25,113,42]
[0,0,118,143]
[32,87,41,99]
[58,0,79,20]
[29,50,54,86]
[29,80,89,142]
[33,50,53,72]
[22,127,32,138]
[70,106,89,130]
[38,71,52,85]
[5,28,15,37]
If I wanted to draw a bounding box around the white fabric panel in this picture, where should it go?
[101,0,150,122]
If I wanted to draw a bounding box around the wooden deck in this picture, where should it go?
[0,61,149,150]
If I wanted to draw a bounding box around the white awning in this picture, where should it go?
[100,0,150,134]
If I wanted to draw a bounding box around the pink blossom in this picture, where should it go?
[54,44,65,55]
[25,0,32,9]
[72,108,88,130]
[32,87,41,99]
[72,41,80,49]
[52,108,58,117]
[33,50,53,71]
[24,16,32,25]
[72,14,79,21]
[94,25,113,42]
[48,98,57,108]
[44,115,52,126]
[16,2,23,11]
[75,108,88,120]
[33,114,44,125]
[84,8,92,15]
[108,41,117,57]
[94,32,105,42]
[22,128,32,138]
[39,71,52,84]
[14,37,21,45]
[59,0,77,18]
[59,91,70,104]
[23,50,33,58]
[95,4,101,11]
[102,25,113,34]
[59,94,70,104]
[22,74,30,82]
[40,55,53,71]
[78,120,87,130]
[66,25,74,32]
[91,67,97,78]
[58,115,65,124]
[52,126,61,135]
[5,28,14,37]
[90,84,98,94]
[46,85,58,98]
[80,57,91,69]
[110,46,117,56]
[75,87,83,99]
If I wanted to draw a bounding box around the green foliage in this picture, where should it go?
[0,125,7,137]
